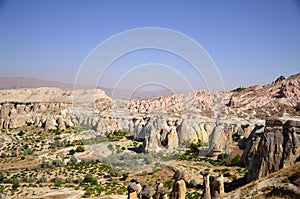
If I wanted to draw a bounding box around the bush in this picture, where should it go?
[84,187,93,197]
[69,149,76,155]
[41,159,51,168]
[83,174,98,185]
[74,177,83,184]
[121,173,129,181]
[164,180,174,189]
[144,155,154,165]
[51,176,63,187]
[217,154,232,165]
[106,130,128,142]
[67,156,78,166]
[109,168,121,177]
[11,150,17,157]
[50,140,62,149]
[51,159,64,167]
[187,179,198,188]
[23,148,33,155]
[1,152,7,158]
[232,86,245,92]
[217,154,241,166]
[17,131,25,136]
[39,175,47,183]
[75,146,85,153]
[12,178,20,190]
[231,154,241,166]
[186,191,202,199]
[65,178,72,183]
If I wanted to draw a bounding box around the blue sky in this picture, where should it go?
[0,0,299,90]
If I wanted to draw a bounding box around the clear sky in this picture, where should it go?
[0,0,299,90]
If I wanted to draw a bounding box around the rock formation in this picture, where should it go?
[127,182,139,199]
[155,179,164,199]
[241,118,300,182]
[200,170,211,199]
[157,187,168,199]
[130,179,142,199]
[211,175,224,199]
[170,170,186,199]
[141,186,155,199]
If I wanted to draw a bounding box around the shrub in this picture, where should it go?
[109,168,121,177]
[17,131,25,136]
[231,154,241,165]
[50,140,62,149]
[12,178,20,190]
[52,159,64,167]
[65,178,72,183]
[11,150,17,157]
[67,156,78,166]
[75,146,85,153]
[144,155,154,165]
[41,159,51,168]
[107,144,114,151]
[84,187,93,197]
[69,149,76,155]
[187,179,198,188]
[39,175,47,183]
[23,148,33,155]
[232,86,245,92]
[83,174,98,185]
[1,152,7,158]
[51,176,63,187]
[121,173,129,181]
[164,180,173,189]
[74,177,83,184]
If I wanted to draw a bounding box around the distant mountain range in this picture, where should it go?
[0,77,73,89]
[0,77,176,99]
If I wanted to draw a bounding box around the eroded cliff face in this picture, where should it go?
[0,74,299,156]
[0,88,111,131]
[240,118,300,182]
[0,88,257,156]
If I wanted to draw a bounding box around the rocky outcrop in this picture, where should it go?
[241,118,300,182]
[128,74,300,119]
[128,90,214,115]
